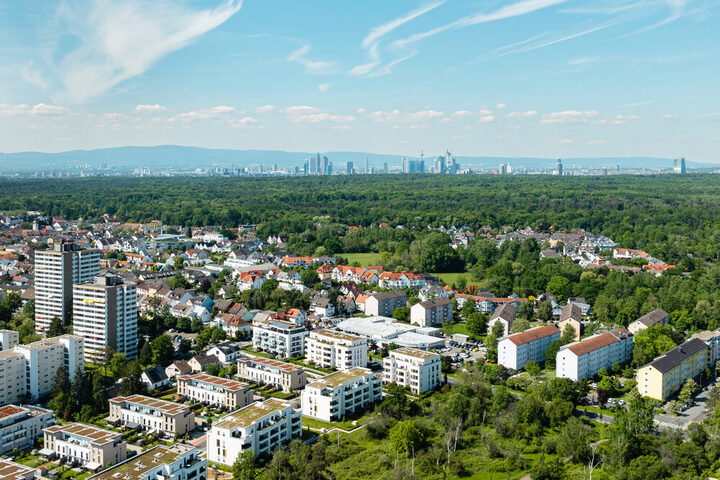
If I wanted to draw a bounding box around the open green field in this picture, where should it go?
[338,252,381,266]
[432,272,478,287]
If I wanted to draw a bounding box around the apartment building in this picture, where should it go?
[0,329,19,350]
[252,317,308,358]
[35,242,100,332]
[556,329,633,381]
[236,356,307,392]
[43,423,127,470]
[691,328,720,368]
[558,304,582,342]
[14,335,84,401]
[410,297,453,327]
[0,404,54,454]
[107,395,195,437]
[487,303,516,336]
[176,374,254,410]
[628,308,670,334]
[0,459,37,480]
[90,444,205,480]
[301,368,382,422]
[383,347,441,394]
[498,325,561,370]
[73,275,138,362]
[364,291,407,317]
[636,338,707,400]
[207,398,300,464]
[0,351,26,406]
[305,329,368,370]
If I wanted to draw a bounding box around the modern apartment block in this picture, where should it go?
[177,374,254,410]
[90,444,205,480]
[107,395,195,437]
[73,275,138,362]
[236,356,307,392]
[636,338,707,400]
[252,317,308,358]
[0,351,26,405]
[556,329,633,381]
[410,298,453,327]
[498,325,561,370]
[14,335,84,401]
[301,367,382,422]
[364,291,407,317]
[383,347,441,394]
[35,242,100,332]
[305,329,368,369]
[43,423,127,470]
[0,459,37,480]
[0,329,19,350]
[207,398,301,464]
[0,404,55,454]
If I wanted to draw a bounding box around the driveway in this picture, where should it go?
[655,385,712,430]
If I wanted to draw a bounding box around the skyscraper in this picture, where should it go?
[402,157,408,173]
[35,241,100,333]
[321,155,329,175]
[556,158,563,176]
[73,274,138,362]
[383,162,388,174]
[346,162,353,174]
[674,157,686,174]
[364,157,369,174]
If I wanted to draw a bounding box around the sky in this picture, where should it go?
[0,0,719,163]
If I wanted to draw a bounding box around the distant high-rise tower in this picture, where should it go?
[674,157,686,174]
[402,157,408,173]
[499,163,507,175]
[383,162,388,174]
[365,157,369,174]
[321,155,329,175]
[346,161,353,174]
[556,158,563,176]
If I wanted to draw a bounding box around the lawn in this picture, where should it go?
[441,322,469,337]
[338,252,381,267]
[432,272,478,288]
[302,411,373,431]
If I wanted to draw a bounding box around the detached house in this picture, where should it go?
[488,303,516,336]
[628,308,670,334]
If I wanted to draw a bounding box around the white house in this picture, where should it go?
[487,303,516,336]
[301,368,382,422]
[383,347,441,394]
[206,341,244,364]
[252,317,308,358]
[305,329,368,369]
[498,325,561,370]
[628,308,670,334]
[556,329,633,381]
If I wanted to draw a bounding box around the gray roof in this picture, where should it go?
[648,338,707,373]
[560,303,582,323]
[634,308,669,327]
[491,303,516,322]
[416,297,453,309]
[143,366,168,384]
[370,290,407,301]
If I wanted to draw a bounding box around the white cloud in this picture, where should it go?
[564,56,599,67]
[101,112,130,120]
[452,110,473,118]
[318,83,331,92]
[541,110,598,124]
[662,113,679,119]
[286,45,334,74]
[168,105,236,122]
[332,125,352,131]
[507,110,538,118]
[135,104,167,113]
[587,139,609,145]
[285,105,321,115]
[620,100,653,108]
[477,115,495,123]
[232,117,259,128]
[558,138,573,144]
[0,103,69,116]
[409,110,444,121]
[57,0,243,102]
[292,113,355,124]
[496,103,507,109]
[255,105,276,114]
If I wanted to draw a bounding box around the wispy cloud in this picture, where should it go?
[620,100,653,108]
[135,104,167,113]
[0,103,69,116]
[287,45,334,74]
[507,110,538,118]
[57,0,243,102]
[541,110,598,124]
[318,83,331,92]
[168,105,236,122]
[255,105,276,114]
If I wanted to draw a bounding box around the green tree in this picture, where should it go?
[389,420,422,454]
[232,450,256,480]
[546,276,571,301]
[518,300,535,320]
[206,363,221,376]
[109,353,128,378]
[556,417,590,463]
[525,360,541,376]
[120,361,145,396]
[530,455,565,480]
[544,398,574,427]
[138,342,153,366]
[460,298,476,316]
[151,335,175,367]
[392,307,410,323]
[300,269,319,287]
[537,301,553,322]
[632,325,678,367]
[678,378,700,403]
[52,366,71,397]
[466,312,488,339]
[70,366,90,414]
[560,324,576,344]
[47,316,64,337]
[179,339,192,355]
[378,383,409,419]
[544,340,562,368]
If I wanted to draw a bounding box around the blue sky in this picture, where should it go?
[1,0,719,163]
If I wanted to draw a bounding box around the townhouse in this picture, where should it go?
[107,395,195,437]
[556,329,634,381]
[0,405,54,454]
[236,356,307,392]
[378,272,425,289]
[305,329,368,370]
[498,325,561,370]
[410,297,453,327]
[207,398,300,464]
[43,423,126,470]
[176,374,254,410]
[365,291,407,317]
[301,368,382,422]
[89,444,205,480]
[636,338,707,401]
[383,347,442,394]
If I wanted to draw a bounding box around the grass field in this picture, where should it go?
[432,272,478,287]
[441,322,469,337]
[338,252,381,266]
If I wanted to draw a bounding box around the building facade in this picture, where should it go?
[207,398,300,464]
[14,335,84,401]
[305,329,368,370]
[89,444,205,480]
[252,317,308,358]
[498,325,561,370]
[73,275,138,362]
[176,374,253,410]
[236,356,307,392]
[556,329,633,381]
[0,351,26,406]
[383,347,441,394]
[35,242,100,332]
[107,395,195,437]
[301,368,382,422]
[43,423,126,470]
[410,298,453,327]
[0,329,19,350]
[0,405,54,454]
[364,291,407,317]
[636,338,707,400]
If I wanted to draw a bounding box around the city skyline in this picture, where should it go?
[1,1,719,162]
